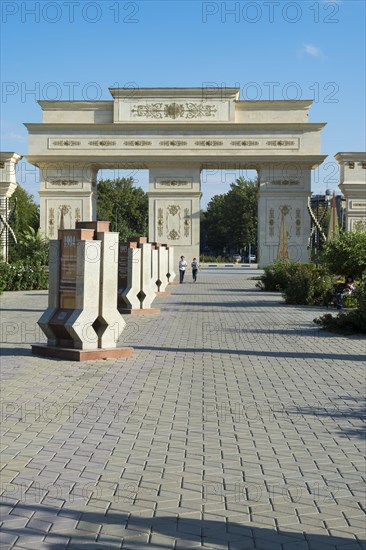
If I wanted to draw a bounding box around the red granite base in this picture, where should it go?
[118,308,161,315]
[156,291,171,296]
[168,282,179,286]
[31,344,133,362]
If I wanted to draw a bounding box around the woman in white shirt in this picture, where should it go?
[179,256,187,283]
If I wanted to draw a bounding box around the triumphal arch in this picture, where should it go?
[26,87,326,267]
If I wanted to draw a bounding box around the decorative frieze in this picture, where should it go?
[88,140,116,147]
[350,201,366,210]
[47,179,80,186]
[194,140,223,147]
[230,140,259,147]
[52,140,81,147]
[48,137,300,151]
[124,140,152,146]
[131,102,217,120]
[159,140,187,147]
[157,180,190,187]
[266,140,295,146]
[270,180,300,186]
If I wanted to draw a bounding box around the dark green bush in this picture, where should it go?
[282,264,334,306]
[200,255,232,263]
[257,260,333,305]
[256,259,293,291]
[314,278,366,334]
[0,260,48,291]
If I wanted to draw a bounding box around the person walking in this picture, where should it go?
[191,258,200,282]
[179,256,187,283]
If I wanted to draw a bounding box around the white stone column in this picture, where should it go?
[118,243,142,311]
[39,163,97,238]
[336,153,366,232]
[0,152,22,262]
[166,245,176,283]
[148,168,201,266]
[151,244,159,292]
[97,230,126,348]
[139,242,158,310]
[257,163,312,267]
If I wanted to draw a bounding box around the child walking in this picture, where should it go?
[191,258,200,282]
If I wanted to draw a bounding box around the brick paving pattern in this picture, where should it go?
[0,269,365,549]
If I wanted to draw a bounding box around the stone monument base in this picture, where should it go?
[168,282,179,286]
[31,344,133,362]
[156,291,171,296]
[119,308,161,315]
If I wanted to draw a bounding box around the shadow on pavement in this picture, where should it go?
[132,345,366,362]
[1,501,365,549]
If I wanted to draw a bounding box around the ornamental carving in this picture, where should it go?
[296,208,301,237]
[167,229,180,240]
[184,208,190,237]
[75,208,81,223]
[158,180,190,187]
[52,140,81,147]
[159,140,187,147]
[48,208,55,237]
[230,140,259,147]
[266,140,295,146]
[131,102,217,120]
[268,208,275,237]
[88,140,116,146]
[271,180,299,186]
[123,140,152,146]
[48,180,79,186]
[167,205,180,216]
[195,140,223,147]
[157,208,164,238]
[58,205,71,229]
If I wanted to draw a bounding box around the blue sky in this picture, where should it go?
[1,0,365,207]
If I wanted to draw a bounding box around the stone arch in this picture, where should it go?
[25,87,326,267]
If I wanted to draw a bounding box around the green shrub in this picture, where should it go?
[256,259,294,291]
[320,229,366,280]
[200,255,232,263]
[0,260,48,291]
[283,264,334,306]
[314,278,366,334]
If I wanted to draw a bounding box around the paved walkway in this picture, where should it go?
[1,269,365,550]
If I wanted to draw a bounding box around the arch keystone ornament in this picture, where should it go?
[26,87,327,266]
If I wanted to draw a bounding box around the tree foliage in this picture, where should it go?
[321,230,366,280]
[8,186,40,262]
[97,177,148,240]
[202,177,258,255]
[9,185,39,236]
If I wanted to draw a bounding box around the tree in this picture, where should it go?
[8,186,40,262]
[203,193,229,255]
[97,178,148,240]
[321,229,366,280]
[203,177,258,256]
[9,185,39,237]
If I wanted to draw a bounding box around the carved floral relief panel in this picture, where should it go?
[154,200,192,244]
[266,202,305,243]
